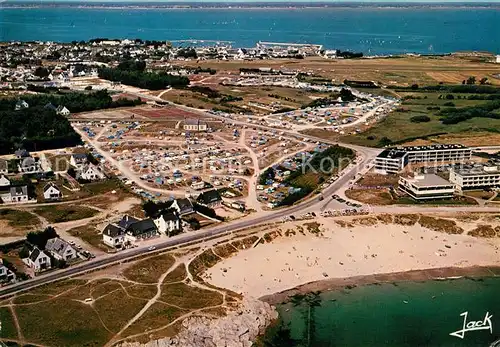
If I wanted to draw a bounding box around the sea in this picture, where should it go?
[261,277,500,347]
[1,6,500,54]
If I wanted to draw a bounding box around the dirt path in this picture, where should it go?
[239,129,263,213]
[9,304,24,344]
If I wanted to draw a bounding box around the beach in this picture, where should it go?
[205,215,500,299]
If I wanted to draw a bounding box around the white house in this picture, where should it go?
[496,55,500,64]
[77,163,105,181]
[102,224,126,249]
[14,99,29,111]
[43,182,62,201]
[18,157,42,174]
[8,186,29,203]
[45,237,78,261]
[25,247,51,272]
[56,105,71,116]
[69,153,88,168]
[184,119,208,132]
[0,259,16,283]
[153,211,181,236]
[0,175,10,187]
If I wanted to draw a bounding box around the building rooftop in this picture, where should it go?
[454,165,500,176]
[377,148,407,159]
[395,144,468,152]
[403,174,453,187]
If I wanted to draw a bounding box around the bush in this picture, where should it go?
[410,115,431,123]
[443,102,455,107]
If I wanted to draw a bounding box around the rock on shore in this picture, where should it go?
[120,299,278,347]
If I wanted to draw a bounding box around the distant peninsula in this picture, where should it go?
[2,1,500,10]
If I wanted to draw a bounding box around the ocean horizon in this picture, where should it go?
[1,6,499,54]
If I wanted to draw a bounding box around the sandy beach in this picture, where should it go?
[205,215,500,298]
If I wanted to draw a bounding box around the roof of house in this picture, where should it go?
[175,198,193,213]
[71,153,87,161]
[14,149,29,158]
[160,211,179,222]
[43,182,59,192]
[126,219,157,236]
[197,189,222,205]
[10,185,28,196]
[29,247,43,262]
[45,237,73,257]
[103,224,125,237]
[117,215,140,230]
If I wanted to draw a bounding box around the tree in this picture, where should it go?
[339,88,355,102]
[26,226,58,249]
[34,67,50,78]
[466,76,476,85]
[445,94,455,100]
[480,77,488,85]
[85,85,93,90]
[378,137,392,147]
[410,84,419,90]
[410,115,431,123]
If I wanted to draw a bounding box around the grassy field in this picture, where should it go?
[341,91,500,147]
[66,224,106,251]
[174,54,500,86]
[33,205,99,223]
[0,209,41,230]
[122,253,176,283]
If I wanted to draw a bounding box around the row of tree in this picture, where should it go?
[98,67,189,90]
[438,100,500,124]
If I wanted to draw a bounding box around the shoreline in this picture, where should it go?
[260,265,500,305]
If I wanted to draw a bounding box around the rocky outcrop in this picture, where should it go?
[120,299,278,347]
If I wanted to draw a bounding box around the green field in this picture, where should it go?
[342,91,500,147]
[33,205,99,223]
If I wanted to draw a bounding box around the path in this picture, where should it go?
[239,129,263,213]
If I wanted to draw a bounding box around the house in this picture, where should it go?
[125,219,158,242]
[77,163,105,181]
[0,259,16,283]
[0,160,8,175]
[45,237,77,261]
[154,211,181,236]
[25,247,51,272]
[0,175,10,187]
[18,157,41,173]
[102,224,126,249]
[70,153,88,168]
[14,149,30,159]
[56,105,71,116]
[171,198,194,216]
[197,189,222,208]
[183,119,208,132]
[43,182,62,201]
[14,99,29,111]
[190,180,205,190]
[9,186,29,203]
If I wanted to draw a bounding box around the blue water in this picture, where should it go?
[0,7,499,54]
[263,277,500,347]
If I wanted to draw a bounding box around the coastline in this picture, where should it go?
[260,265,500,305]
